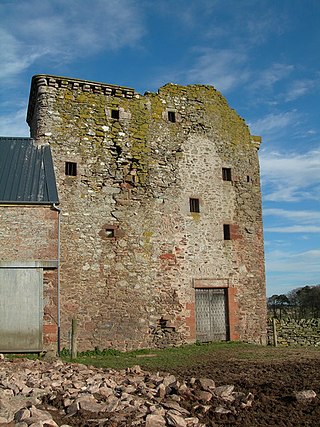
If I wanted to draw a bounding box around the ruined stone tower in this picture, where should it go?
[27,74,267,350]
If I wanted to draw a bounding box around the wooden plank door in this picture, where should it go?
[195,288,228,342]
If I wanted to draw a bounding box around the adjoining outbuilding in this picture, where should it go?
[0,137,59,352]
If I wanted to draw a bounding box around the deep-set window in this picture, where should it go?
[222,168,232,181]
[105,229,115,238]
[65,162,77,176]
[190,198,200,213]
[168,111,176,123]
[223,224,231,240]
[111,109,120,119]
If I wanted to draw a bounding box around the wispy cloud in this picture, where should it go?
[285,79,319,102]
[0,29,45,80]
[263,208,320,224]
[0,0,145,81]
[249,110,300,137]
[266,249,320,274]
[252,63,294,90]
[184,48,250,92]
[0,108,29,137]
[266,248,320,295]
[265,225,320,233]
[260,148,320,202]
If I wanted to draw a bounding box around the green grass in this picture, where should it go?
[60,341,276,370]
[8,341,320,371]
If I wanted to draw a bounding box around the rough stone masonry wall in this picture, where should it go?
[268,318,320,347]
[0,205,59,349]
[0,206,58,261]
[27,75,266,351]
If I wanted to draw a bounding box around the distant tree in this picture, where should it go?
[287,285,320,319]
[267,294,290,319]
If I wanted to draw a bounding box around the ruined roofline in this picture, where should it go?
[251,135,262,149]
[27,74,136,126]
[26,74,262,149]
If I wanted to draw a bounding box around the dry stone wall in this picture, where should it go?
[27,75,266,351]
[268,318,320,346]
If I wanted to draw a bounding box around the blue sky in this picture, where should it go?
[0,0,319,297]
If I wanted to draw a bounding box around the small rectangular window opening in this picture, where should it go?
[247,175,250,182]
[223,224,231,240]
[222,168,232,181]
[190,198,200,213]
[65,161,77,176]
[168,111,176,123]
[105,229,115,238]
[111,109,120,120]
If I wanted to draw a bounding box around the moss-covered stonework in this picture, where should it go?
[27,74,267,351]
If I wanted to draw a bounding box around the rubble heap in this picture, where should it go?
[0,356,255,426]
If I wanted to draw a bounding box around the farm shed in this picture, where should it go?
[0,137,59,352]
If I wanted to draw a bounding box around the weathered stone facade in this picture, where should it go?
[26,74,267,351]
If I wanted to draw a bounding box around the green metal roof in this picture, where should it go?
[0,137,59,204]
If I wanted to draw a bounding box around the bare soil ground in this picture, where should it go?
[168,347,320,427]
[6,346,319,426]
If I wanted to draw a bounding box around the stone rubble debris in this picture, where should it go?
[0,355,265,426]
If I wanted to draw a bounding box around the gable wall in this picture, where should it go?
[27,76,267,350]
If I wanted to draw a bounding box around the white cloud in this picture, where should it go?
[0,0,145,81]
[0,29,44,80]
[252,63,294,90]
[249,110,299,136]
[266,249,320,274]
[266,248,320,295]
[285,79,318,102]
[260,148,320,202]
[0,108,29,137]
[263,208,320,224]
[265,225,320,233]
[185,48,250,92]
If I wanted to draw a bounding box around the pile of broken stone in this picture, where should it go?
[0,354,254,427]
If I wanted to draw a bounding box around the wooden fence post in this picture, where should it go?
[71,318,78,359]
[272,317,278,347]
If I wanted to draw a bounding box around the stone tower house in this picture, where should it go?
[26,74,266,351]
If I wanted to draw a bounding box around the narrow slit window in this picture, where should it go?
[65,161,77,176]
[168,111,176,123]
[105,229,115,238]
[247,175,250,182]
[190,198,200,213]
[223,224,231,240]
[222,167,232,181]
[111,109,120,120]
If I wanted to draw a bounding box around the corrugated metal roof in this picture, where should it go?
[0,137,59,204]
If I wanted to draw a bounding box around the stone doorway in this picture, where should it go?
[195,288,228,342]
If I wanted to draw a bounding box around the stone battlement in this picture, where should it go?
[27,74,136,126]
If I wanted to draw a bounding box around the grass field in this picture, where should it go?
[62,341,320,371]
